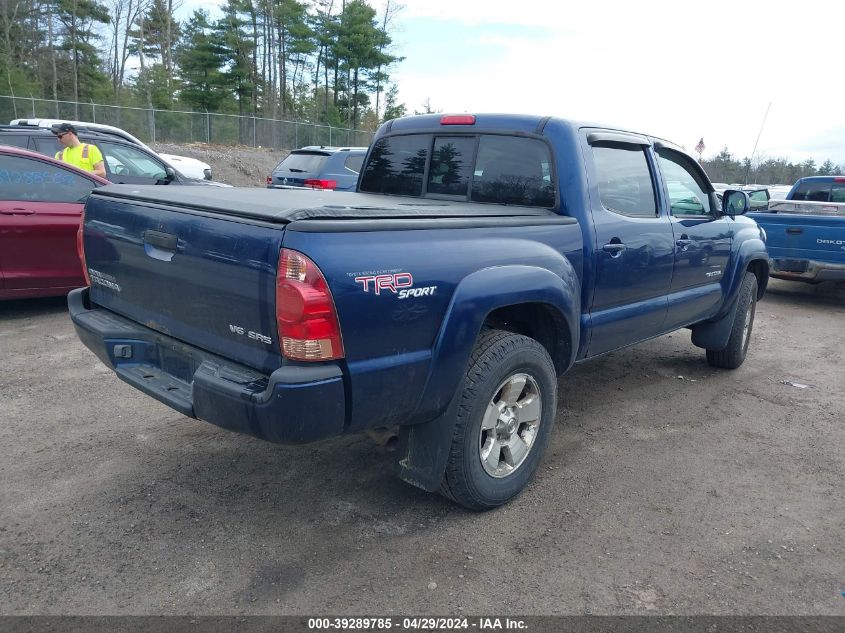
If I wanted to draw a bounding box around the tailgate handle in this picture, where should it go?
[144,230,178,251]
[786,227,803,235]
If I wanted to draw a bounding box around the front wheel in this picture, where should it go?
[440,329,557,511]
[706,271,758,369]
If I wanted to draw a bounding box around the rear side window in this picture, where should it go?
[592,144,657,217]
[359,133,555,206]
[277,152,329,173]
[829,183,845,203]
[344,154,364,173]
[791,181,831,202]
[0,133,29,148]
[33,136,63,156]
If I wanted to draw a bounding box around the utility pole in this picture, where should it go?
[746,102,772,185]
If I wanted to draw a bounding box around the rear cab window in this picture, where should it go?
[791,181,831,202]
[359,134,555,207]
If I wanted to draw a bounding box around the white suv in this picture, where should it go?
[9,118,214,181]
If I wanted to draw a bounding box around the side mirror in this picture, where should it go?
[722,189,751,215]
[157,166,176,185]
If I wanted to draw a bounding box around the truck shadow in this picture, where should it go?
[0,296,69,319]
[762,278,845,308]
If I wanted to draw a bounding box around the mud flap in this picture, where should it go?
[690,292,741,351]
[395,387,461,492]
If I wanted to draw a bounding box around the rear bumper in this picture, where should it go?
[68,288,346,443]
[770,258,845,282]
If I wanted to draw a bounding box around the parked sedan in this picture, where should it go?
[0,145,108,299]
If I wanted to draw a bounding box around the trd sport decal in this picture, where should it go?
[351,271,437,299]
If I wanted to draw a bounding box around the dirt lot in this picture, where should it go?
[1,278,843,616]
[152,142,287,187]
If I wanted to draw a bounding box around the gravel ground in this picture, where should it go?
[1,279,843,616]
[152,143,287,187]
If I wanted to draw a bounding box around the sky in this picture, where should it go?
[180,0,845,165]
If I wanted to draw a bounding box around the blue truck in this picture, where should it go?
[748,176,845,283]
[69,114,769,510]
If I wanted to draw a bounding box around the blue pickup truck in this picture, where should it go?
[69,113,769,510]
[748,176,845,283]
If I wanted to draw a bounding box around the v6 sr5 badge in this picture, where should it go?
[353,272,437,299]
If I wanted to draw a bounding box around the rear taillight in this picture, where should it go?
[303,178,337,190]
[266,175,272,185]
[276,249,344,361]
[76,209,91,286]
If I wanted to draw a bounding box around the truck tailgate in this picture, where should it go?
[752,212,845,266]
[82,193,284,373]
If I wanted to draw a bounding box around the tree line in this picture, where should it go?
[0,0,407,131]
[702,147,843,185]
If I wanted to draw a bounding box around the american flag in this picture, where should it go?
[695,138,705,154]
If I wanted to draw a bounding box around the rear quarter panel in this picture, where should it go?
[283,220,583,430]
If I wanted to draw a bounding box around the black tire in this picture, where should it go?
[706,272,758,369]
[440,329,557,511]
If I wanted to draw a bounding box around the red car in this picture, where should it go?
[0,145,109,299]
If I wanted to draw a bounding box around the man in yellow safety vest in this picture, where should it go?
[50,123,107,178]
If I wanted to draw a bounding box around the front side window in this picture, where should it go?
[657,150,712,216]
[0,154,97,202]
[99,142,166,179]
[592,144,657,217]
[748,190,769,210]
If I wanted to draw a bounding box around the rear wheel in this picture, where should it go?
[706,271,758,369]
[440,329,557,511]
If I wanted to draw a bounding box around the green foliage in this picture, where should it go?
[382,83,406,121]
[176,10,227,112]
[132,64,177,109]
[2,0,410,129]
[702,148,843,184]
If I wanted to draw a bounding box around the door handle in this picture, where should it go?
[144,229,178,251]
[786,227,803,235]
[0,208,36,215]
[676,239,692,247]
[602,241,626,257]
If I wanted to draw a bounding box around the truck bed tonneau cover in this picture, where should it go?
[92,185,558,223]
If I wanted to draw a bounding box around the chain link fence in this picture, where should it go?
[1,96,373,149]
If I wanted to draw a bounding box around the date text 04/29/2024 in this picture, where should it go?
[307,617,527,630]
